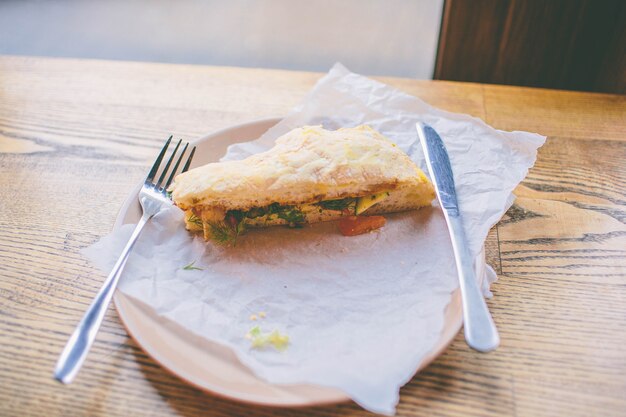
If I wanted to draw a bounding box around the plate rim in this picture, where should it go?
[111,117,483,408]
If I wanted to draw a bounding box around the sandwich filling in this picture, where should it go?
[183,192,394,244]
[182,182,435,244]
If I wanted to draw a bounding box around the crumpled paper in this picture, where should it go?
[83,64,545,415]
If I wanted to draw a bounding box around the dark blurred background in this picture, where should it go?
[435,0,626,94]
[1,0,624,93]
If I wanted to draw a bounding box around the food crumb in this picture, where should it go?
[249,314,258,321]
[246,326,289,351]
[259,311,266,318]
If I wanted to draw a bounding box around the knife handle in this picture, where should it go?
[446,214,500,352]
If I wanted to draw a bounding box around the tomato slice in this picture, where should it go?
[338,215,386,236]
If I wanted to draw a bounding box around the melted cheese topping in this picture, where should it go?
[171,125,433,211]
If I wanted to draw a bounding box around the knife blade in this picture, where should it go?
[416,123,500,352]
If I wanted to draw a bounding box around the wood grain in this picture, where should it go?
[1,55,625,417]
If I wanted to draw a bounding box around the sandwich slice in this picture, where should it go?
[170,125,435,244]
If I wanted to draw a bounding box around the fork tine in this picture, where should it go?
[164,143,189,191]
[146,136,172,183]
[182,146,196,173]
[155,139,181,189]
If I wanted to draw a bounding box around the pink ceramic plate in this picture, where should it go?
[112,118,485,407]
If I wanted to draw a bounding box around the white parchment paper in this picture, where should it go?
[83,64,545,415]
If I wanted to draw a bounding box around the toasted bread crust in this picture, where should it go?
[171,125,432,211]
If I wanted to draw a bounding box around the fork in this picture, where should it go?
[54,137,195,384]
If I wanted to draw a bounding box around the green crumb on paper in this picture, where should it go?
[246,326,289,351]
[182,261,203,271]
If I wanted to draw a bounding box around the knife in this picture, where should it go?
[416,123,500,352]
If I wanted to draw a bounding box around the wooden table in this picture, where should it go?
[1,56,625,417]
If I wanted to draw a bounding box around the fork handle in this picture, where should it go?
[54,214,151,384]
